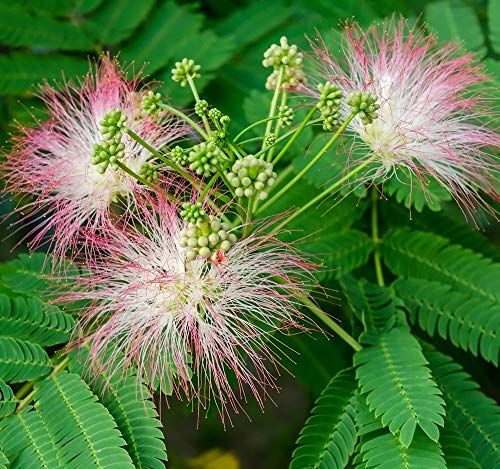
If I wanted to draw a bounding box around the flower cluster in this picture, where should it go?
[306,18,499,215]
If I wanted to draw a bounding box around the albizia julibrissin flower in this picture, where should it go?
[2,55,188,259]
[69,196,318,422]
[306,18,499,215]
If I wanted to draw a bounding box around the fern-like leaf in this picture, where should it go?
[440,417,480,468]
[382,228,500,304]
[354,396,446,469]
[70,350,167,468]
[354,327,445,447]
[0,4,93,50]
[0,337,51,383]
[84,0,155,45]
[35,372,134,468]
[340,276,397,336]
[290,368,357,468]
[395,278,500,365]
[0,379,16,418]
[0,449,7,468]
[0,53,88,95]
[424,346,500,468]
[0,408,61,468]
[489,0,500,54]
[0,294,74,346]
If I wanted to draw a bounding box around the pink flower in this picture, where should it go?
[69,196,317,423]
[307,17,499,216]
[2,55,188,260]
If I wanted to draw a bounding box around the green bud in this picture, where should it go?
[347,90,380,125]
[171,58,201,87]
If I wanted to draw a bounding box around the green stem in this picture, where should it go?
[237,136,265,146]
[125,128,192,181]
[186,75,211,135]
[270,107,317,165]
[266,91,288,163]
[199,173,219,200]
[16,356,71,414]
[233,116,280,143]
[157,102,208,139]
[270,155,377,234]
[299,294,362,352]
[371,187,385,286]
[261,66,284,155]
[257,113,355,216]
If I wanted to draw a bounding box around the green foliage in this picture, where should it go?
[0,337,51,383]
[35,372,135,468]
[488,0,500,54]
[70,350,168,468]
[354,397,446,469]
[354,327,445,447]
[290,368,357,468]
[0,294,74,346]
[425,0,486,55]
[382,228,500,304]
[0,53,89,96]
[340,276,397,335]
[0,4,93,50]
[440,417,480,468]
[425,346,500,468]
[0,379,16,418]
[0,408,62,468]
[395,278,500,365]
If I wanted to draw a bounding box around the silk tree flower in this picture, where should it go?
[305,18,499,216]
[2,55,188,260]
[69,195,318,423]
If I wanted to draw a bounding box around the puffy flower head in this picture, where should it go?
[308,18,499,216]
[70,196,318,423]
[3,55,188,260]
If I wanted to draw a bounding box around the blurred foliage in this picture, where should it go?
[0,1,498,468]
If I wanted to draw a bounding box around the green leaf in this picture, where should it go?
[0,4,93,50]
[70,350,167,468]
[381,228,500,304]
[121,1,204,74]
[424,346,500,468]
[0,337,51,383]
[354,396,446,469]
[383,169,452,213]
[0,294,74,346]
[394,278,500,366]
[35,372,135,468]
[83,0,154,45]
[0,379,16,418]
[0,408,61,468]
[488,0,500,54]
[425,0,486,55]
[0,450,7,468]
[215,0,295,48]
[16,0,103,16]
[440,417,481,468]
[0,53,89,95]
[290,368,357,469]
[340,277,397,336]
[354,327,445,447]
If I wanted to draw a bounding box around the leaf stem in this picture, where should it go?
[186,75,211,135]
[16,356,71,414]
[371,187,385,286]
[261,67,284,156]
[257,113,355,216]
[157,102,208,139]
[270,155,377,234]
[233,116,280,143]
[298,293,362,352]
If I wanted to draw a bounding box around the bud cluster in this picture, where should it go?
[317,82,343,130]
[170,146,188,165]
[180,202,206,224]
[347,91,380,125]
[179,216,238,262]
[139,162,159,183]
[141,91,162,116]
[188,142,224,176]
[278,105,294,127]
[91,109,127,174]
[194,99,209,117]
[227,155,276,200]
[171,58,201,87]
[263,36,305,91]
